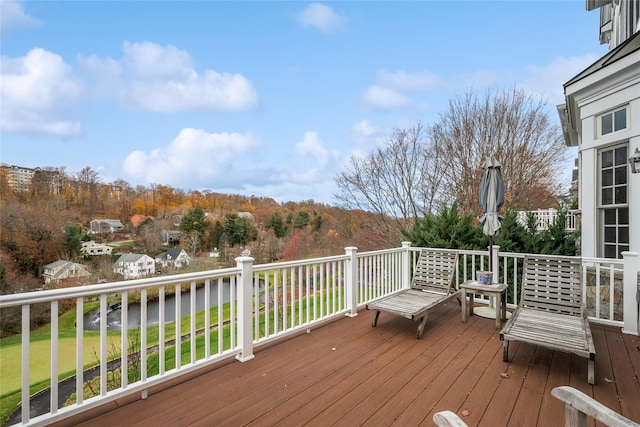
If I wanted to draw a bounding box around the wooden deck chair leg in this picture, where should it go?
[372,310,380,327]
[503,340,509,362]
[416,315,429,339]
[588,360,595,385]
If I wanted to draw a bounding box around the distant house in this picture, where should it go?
[42,260,91,285]
[161,230,181,246]
[131,214,155,228]
[237,212,254,220]
[155,248,191,270]
[113,254,155,279]
[90,219,125,234]
[81,241,113,256]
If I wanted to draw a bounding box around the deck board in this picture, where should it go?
[54,301,640,427]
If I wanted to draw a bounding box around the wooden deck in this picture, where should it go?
[55,301,640,427]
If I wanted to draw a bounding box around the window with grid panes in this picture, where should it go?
[599,144,629,258]
[599,106,627,136]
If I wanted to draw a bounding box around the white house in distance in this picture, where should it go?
[113,254,155,279]
[155,248,191,270]
[42,260,91,285]
[558,0,639,259]
[81,241,113,256]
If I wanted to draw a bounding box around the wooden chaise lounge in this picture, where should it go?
[366,248,460,339]
[500,255,595,384]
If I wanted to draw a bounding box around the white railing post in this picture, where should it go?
[402,242,412,290]
[345,246,358,317]
[491,245,500,282]
[236,255,256,362]
[621,251,639,335]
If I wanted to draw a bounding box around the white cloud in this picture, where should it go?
[0,0,40,38]
[352,120,377,139]
[362,69,443,111]
[377,70,443,92]
[362,86,413,110]
[296,131,330,166]
[122,128,259,186]
[0,48,83,136]
[80,41,260,112]
[292,131,340,183]
[298,3,345,33]
[2,42,260,136]
[524,54,601,105]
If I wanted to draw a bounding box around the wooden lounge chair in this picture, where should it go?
[500,255,595,384]
[552,386,640,427]
[366,249,460,339]
[433,411,468,427]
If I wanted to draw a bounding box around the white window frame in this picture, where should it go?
[597,105,628,137]
[597,143,630,259]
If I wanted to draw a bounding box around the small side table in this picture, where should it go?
[460,281,508,328]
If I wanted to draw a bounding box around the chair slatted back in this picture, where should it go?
[411,249,459,295]
[521,255,583,316]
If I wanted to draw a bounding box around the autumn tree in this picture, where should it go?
[428,86,566,212]
[1,199,71,276]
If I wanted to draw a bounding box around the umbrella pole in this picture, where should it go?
[489,235,493,272]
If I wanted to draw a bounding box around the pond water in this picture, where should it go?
[82,280,262,331]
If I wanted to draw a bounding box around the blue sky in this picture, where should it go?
[1,1,608,204]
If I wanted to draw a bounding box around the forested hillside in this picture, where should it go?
[0,166,401,297]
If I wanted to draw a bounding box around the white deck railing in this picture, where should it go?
[516,208,580,232]
[0,245,637,426]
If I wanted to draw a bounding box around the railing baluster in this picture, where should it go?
[159,286,165,375]
[99,294,107,396]
[608,264,615,321]
[230,276,236,349]
[174,285,180,370]
[312,264,318,321]
[254,274,259,339]
[305,265,311,324]
[50,300,58,414]
[141,288,147,382]
[204,279,210,358]
[274,271,280,334]
[76,297,83,405]
[283,269,288,329]
[297,265,302,326]
[595,265,601,321]
[217,278,223,354]
[190,280,196,364]
[22,304,30,424]
[121,292,128,388]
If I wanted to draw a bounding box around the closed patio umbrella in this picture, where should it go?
[479,156,505,272]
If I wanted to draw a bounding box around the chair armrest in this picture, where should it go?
[433,411,468,427]
[551,386,640,427]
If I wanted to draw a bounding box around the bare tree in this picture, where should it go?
[334,123,447,243]
[76,167,101,217]
[429,87,566,212]
[334,88,567,240]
